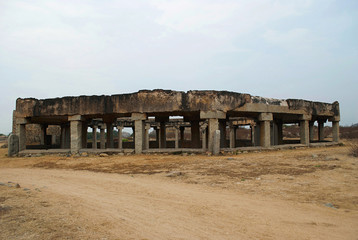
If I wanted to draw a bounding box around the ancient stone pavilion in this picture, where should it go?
[10,90,340,156]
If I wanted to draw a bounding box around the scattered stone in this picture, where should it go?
[182,153,188,156]
[226,157,235,160]
[325,156,338,161]
[242,151,248,154]
[1,143,8,148]
[15,183,20,188]
[35,188,41,192]
[80,152,88,157]
[324,203,337,209]
[312,154,318,158]
[0,182,5,186]
[166,171,183,177]
[256,177,261,180]
[32,153,43,157]
[118,153,124,156]
[0,205,12,213]
[99,153,109,157]
[23,188,30,191]
[190,153,196,156]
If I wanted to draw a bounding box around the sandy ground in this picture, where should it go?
[1,142,358,239]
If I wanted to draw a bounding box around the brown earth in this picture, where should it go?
[1,141,358,239]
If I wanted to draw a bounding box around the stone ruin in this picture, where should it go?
[9,89,340,156]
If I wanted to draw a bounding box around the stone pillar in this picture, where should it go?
[155,126,160,148]
[17,120,27,152]
[250,124,255,146]
[271,122,278,146]
[332,121,340,142]
[40,124,47,145]
[258,113,273,148]
[309,121,315,142]
[145,123,150,150]
[191,120,200,148]
[180,126,185,148]
[99,124,106,149]
[156,117,168,149]
[82,122,88,148]
[69,115,83,153]
[174,126,179,149]
[229,124,235,148]
[254,124,261,146]
[117,125,123,149]
[132,113,147,154]
[219,119,227,148]
[200,111,226,153]
[65,125,71,149]
[318,120,325,141]
[213,130,221,155]
[160,122,166,149]
[92,125,98,149]
[299,115,311,145]
[200,122,207,151]
[61,125,66,149]
[106,123,114,148]
[8,134,19,156]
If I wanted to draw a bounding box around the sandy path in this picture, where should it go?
[1,168,357,240]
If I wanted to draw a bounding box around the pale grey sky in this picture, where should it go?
[0,0,357,134]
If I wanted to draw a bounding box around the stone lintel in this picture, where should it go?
[183,116,200,122]
[131,113,147,121]
[68,115,83,121]
[299,114,312,121]
[328,116,340,122]
[258,113,273,121]
[16,117,29,125]
[200,111,226,119]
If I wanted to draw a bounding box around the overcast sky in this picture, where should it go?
[0,0,357,134]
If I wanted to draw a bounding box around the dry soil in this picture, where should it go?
[0,141,358,239]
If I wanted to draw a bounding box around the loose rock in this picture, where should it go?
[99,153,109,157]
[166,171,183,177]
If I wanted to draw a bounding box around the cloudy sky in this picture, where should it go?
[0,0,357,134]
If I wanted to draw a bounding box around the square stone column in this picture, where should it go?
[229,124,235,148]
[69,115,83,153]
[82,122,88,148]
[219,119,227,148]
[156,116,168,149]
[258,113,273,148]
[299,115,311,145]
[213,130,221,155]
[200,111,226,153]
[318,120,325,141]
[132,113,147,154]
[309,121,315,142]
[174,126,179,149]
[16,118,27,151]
[191,120,200,148]
[92,125,98,149]
[180,126,185,148]
[145,123,150,150]
[61,125,66,149]
[332,121,340,142]
[99,124,106,149]
[40,124,47,145]
[117,125,123,149]
[200,122,207,151]
[106,123,114,148]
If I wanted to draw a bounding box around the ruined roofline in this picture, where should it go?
[14,89,340,120]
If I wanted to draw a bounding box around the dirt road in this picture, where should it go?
[1,166,357,240]
[1,143,358,239]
